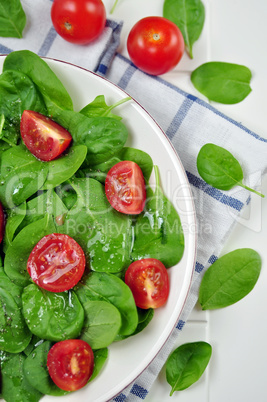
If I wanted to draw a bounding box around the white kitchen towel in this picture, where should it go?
[1,1,267,401]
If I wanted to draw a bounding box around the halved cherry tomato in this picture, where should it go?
[27,233,86,292]
[51,0,106,45]
[47,339,94,391]
[125,258,170,309]
[20,110,72,161]
[0,202,5,244]
[127,16,184,76]
[105,161,146,215]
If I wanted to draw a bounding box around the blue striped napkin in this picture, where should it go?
[1,1,267,401]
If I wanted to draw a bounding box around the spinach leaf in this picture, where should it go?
[80,94,131,120]
[3,50,73,113]
[0,145,49,208]
[0,0,26,38]
[131,166,184,268]
[199,248,262,310]
[163,0,205,58]
[3,201,26,252]
[1,353,43,402]
[197,143,264,197]
[4,214,56,287]
[24,341,69,396]
[0,287,32,353]
[90,348,108,381]
[80,300,121,349]
[191,62,252,104]
[75,271,138,337]
[60,178,132,273]
[166,341,212,395]
[22,284,84,341]
[0,266,22,306]
[116,307,154,340]
[41,144,87,190]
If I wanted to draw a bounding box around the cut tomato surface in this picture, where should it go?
[20,110,72,161]
[27,233,86,292]
[105,161,146,215]
[125,258,170,309]
[47,339,94,391]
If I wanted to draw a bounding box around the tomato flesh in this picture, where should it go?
[51,0,106,45]
[47,339,94,391]
[0,202,5,244]
[125,258,170,309]
[127,16,184,75]
[20,110,72,161]
[105,161,146,215]
[27,233,86,292]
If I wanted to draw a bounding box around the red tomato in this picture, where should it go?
[0,202,5,244]
[47,339,94,391]
[105,161,146,215]
[27,233,86,292]
[51,0,106,45]
[20,110,72,161]
[125,258,170,309]
[127,16,184,76]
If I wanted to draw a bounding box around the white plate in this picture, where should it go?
[0,56,197,402]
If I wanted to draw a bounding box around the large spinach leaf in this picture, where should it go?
[1,353,43,402]
[3,201,26,252]
[80,300,121,349]
[75,271,138,337]
[131,166,184,267]
[0,0,26,38]
[199,248,262,310]
[22,284,84,341]
[60,178,132,273]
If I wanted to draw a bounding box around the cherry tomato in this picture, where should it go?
[47,339,94,391]
[51,0,106,45]
[127,16,184,76]
[27,233,86,292]
[125,258,170,309]
[105,161,146,215]
[0,202,5,244]
[20,110,72,161]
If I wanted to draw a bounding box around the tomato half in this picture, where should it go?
[127,16,184,76]
[27,233,86,292]
[105,161,146,215]
[125,258,170,309]
[0,202,5,244]
[47,339,94,391]
[51,0,106,45]
[20,110,72,161]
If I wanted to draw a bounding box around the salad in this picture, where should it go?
[0,50,184,401]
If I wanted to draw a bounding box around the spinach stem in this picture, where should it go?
[239,182,264,198]
[102,96,132,117]
[110,0,119,14]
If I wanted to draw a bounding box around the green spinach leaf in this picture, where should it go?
[163,0,205,58]
[90,348,108,381]
[131,166,184,267]
[0,0,26,38]
[197,143,264,197]
[80,300,121,349]
[199,248,262,310]
[80,94,131,120]
[166,341,212,394]
[191,62,252,104]
[3,201,26,252]
[75,271,138,337]
[1,353,43,402]
[22,284,84,341]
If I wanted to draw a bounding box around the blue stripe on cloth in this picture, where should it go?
[0,44,13,54]
[98,64,108,75]
[195,261,204,273]
[116,62,137,89]
[166,95,195,140]
[114,53,267,144]
[208,254,218,264]
[176,320,185,330]
[186,171,244,211]
[38,26,57,57]
[113,393,127,402]
[130,384,148,399]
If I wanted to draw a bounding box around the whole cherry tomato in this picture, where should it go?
[20,110,72,161]
[47,339,94,391]
[105,161,146,215]
[127,16,184,75]
[27,233,86,292]
[51,0,106,45]
[125,258,170,309]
